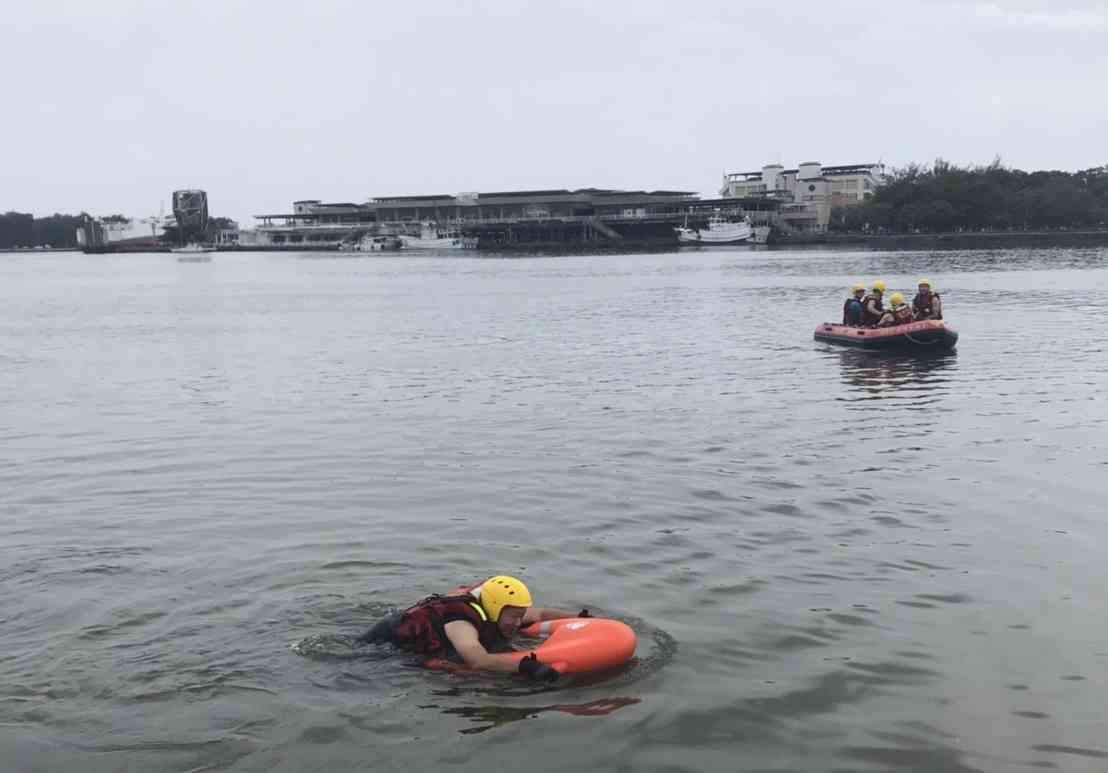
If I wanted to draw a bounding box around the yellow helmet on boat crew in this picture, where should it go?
[890,292,906,307]
[872,280,887,293]
[918,277,933,288]
[851,283,865,294]
[478,576,533,622]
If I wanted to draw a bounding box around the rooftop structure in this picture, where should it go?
[721,162,886,231]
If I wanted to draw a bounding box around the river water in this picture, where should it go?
[2,246,1107,772]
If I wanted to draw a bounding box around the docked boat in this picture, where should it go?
[170,243,215,254]
[399,222,476,250]
[344,234,402,252]
[675,215,753,244]
[814,319,958,350]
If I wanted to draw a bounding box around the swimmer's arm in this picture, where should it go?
[443,621,522,672]
[521,607,577,625]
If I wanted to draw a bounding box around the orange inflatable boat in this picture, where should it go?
[424,617,637,675]
[814,319,958,350]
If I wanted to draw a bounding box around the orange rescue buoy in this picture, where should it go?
[424,617,637,675]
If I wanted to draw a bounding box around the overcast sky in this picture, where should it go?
[3,0,1105,225]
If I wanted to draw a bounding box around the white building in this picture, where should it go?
[720,162,885,232]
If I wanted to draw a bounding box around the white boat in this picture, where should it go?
[675,215,753,244]
[171,243,215,254]
[348,234,402,252]
[399,222,476,250]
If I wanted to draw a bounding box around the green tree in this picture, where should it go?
[836,160,1108,233]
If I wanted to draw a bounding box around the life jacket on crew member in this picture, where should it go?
[390,590,504,656]
[883,292,914,326]
[912,291,941,320]
[861,294,885,326]
[843,284,865,325]
[842,298,863,325]
[893,304,914,324]
[860,280,887,326]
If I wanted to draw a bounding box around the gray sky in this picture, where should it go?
[4,0,1105,226]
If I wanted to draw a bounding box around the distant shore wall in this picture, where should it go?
[775,229,1108,249]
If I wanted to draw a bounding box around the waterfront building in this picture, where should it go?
[213,223,240,247]
[720,162,885,232]
[250,188,705,248]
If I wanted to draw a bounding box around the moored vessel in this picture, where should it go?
[675,215,753,244]
[399,222,476,250]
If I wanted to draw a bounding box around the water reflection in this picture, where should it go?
[835,349,957,404]
[435,697,641,735]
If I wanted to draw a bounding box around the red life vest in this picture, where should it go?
[892,305,914,324]
[390,592,504,656]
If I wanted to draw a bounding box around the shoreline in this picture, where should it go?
[12,230,1108,256]
[773,229,1108,249]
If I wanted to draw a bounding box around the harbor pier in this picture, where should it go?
[247,189,781,250]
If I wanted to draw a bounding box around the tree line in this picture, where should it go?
[828,160,1108,234]
[0,212,92,249]
[1,211,236,249]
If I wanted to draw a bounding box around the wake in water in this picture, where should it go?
[290,600,398,660]
[290,633,389,660]
[439,697,643,735]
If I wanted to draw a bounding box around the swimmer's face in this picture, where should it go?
[497,606,527,637]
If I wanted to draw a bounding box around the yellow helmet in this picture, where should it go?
[851,283,865,294]
[890,292,906,307]
[872,280,887,293]
[478,575,533,622]
[918,277,932,288]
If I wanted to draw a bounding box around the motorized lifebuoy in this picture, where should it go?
[424,617,637,675]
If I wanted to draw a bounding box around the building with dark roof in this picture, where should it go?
[246,188,710,248]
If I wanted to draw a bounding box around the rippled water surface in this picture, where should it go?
[3,247,1108,772]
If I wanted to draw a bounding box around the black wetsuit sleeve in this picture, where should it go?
[359,612,402,645]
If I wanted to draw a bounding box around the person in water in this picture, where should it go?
[860,280,887,326]
[358,575,583,681]
[842,284,865,326]
[912,278,943,320]
[877,292,915,327]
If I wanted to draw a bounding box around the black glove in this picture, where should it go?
[517,652,559,682]
[578,608,591,618]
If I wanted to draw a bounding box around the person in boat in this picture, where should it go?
[912,278,943,320]
[876,292,915,327]
[358,575,584,681]
[842,284,866,326]
[861,280,887,326]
